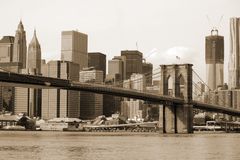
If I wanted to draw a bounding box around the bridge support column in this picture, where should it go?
[159,105,176,133]
[159,104,193,133]
[165,105,176,133]
[158,105,164,133]
[176,104,193,133]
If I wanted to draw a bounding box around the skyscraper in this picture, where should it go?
[229,17,240,89]
[14,30,42,117]
[88,52,106,79]
[61,30,88,71]
[13,20,27,70]
[121,74,146,119]
[79,68,103,119]
[27,30,41,74]
[205,29,224,91]
[142,62,153,86]
[121,50,143,80]
[0,36,14,63]
[0,21,27,113]
[41,61,80,119]
[0,36,15,111]
[108,56,126,82]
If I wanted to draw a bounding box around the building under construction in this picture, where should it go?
[205,29,224,91]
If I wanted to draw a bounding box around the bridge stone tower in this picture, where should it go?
[159,64,193,133]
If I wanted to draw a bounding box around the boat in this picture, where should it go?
[194,121,222,131]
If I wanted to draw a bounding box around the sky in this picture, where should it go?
[0,0,240,82]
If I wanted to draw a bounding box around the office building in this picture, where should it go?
[121,100,144,119]
[88,52,106,79]
[205,29,224,91]
[229,17,240,89]
[14,30,42,117]
[142,62,153,86]
[232,89,240,110]
[108,56,126,81]
[0,36,14,63]
[79,68,103,119]
[61,30,88,71]
[121,50,143,79]
[0,21,27,112]
[121,74,146,119]
[13,20,27,70]
[14,69,41,117]
[41,61,80,120]
[103,75,122,117]
[27,30,41,74]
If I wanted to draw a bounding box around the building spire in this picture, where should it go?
[30,29,40,46]
[17,19,24,31]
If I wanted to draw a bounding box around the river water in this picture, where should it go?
[0,131,239,160]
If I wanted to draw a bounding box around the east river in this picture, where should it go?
[0,131,240,160]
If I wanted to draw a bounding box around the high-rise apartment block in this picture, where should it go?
[121,50,143,80]
[205,29,224,91]
[229,17,240,89]
[79,68,103,119]
[41,60,80,120]
[88,52,106,80]
[61,31,88,71]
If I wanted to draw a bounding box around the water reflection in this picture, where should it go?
[0,131,239,160]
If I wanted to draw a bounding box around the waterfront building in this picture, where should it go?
[61,30,88,71]
[142,62,153,86]
[205,29,224,91]
[88,52,106,80]
[121,100,144,119]
[228,17,240,89]
[14,30,42,117]
[41,60,80,120]
[79,68,103,119]
[121,50,143,80]
[103,74,122,117]
[121,74,146,119]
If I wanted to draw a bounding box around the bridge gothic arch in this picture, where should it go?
[159,64,193,133]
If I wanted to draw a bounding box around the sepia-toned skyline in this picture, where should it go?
[0,0,240,81]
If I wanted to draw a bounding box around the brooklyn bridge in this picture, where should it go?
[0,63,239,134]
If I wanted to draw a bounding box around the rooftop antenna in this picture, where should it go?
[206,15,213,30]
[136,41,139,51]
[19,9,23,22]
[217,15,224,29]
[206,15,224,35]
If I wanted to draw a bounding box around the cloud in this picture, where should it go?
[146,46,205,80]
[147,46,201,65]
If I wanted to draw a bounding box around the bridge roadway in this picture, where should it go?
[0,71,239,116]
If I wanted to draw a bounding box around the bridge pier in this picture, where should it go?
[159,64,194,133]
[159,104,193,133]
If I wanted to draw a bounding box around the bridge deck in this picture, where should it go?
[0,71,239,116]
